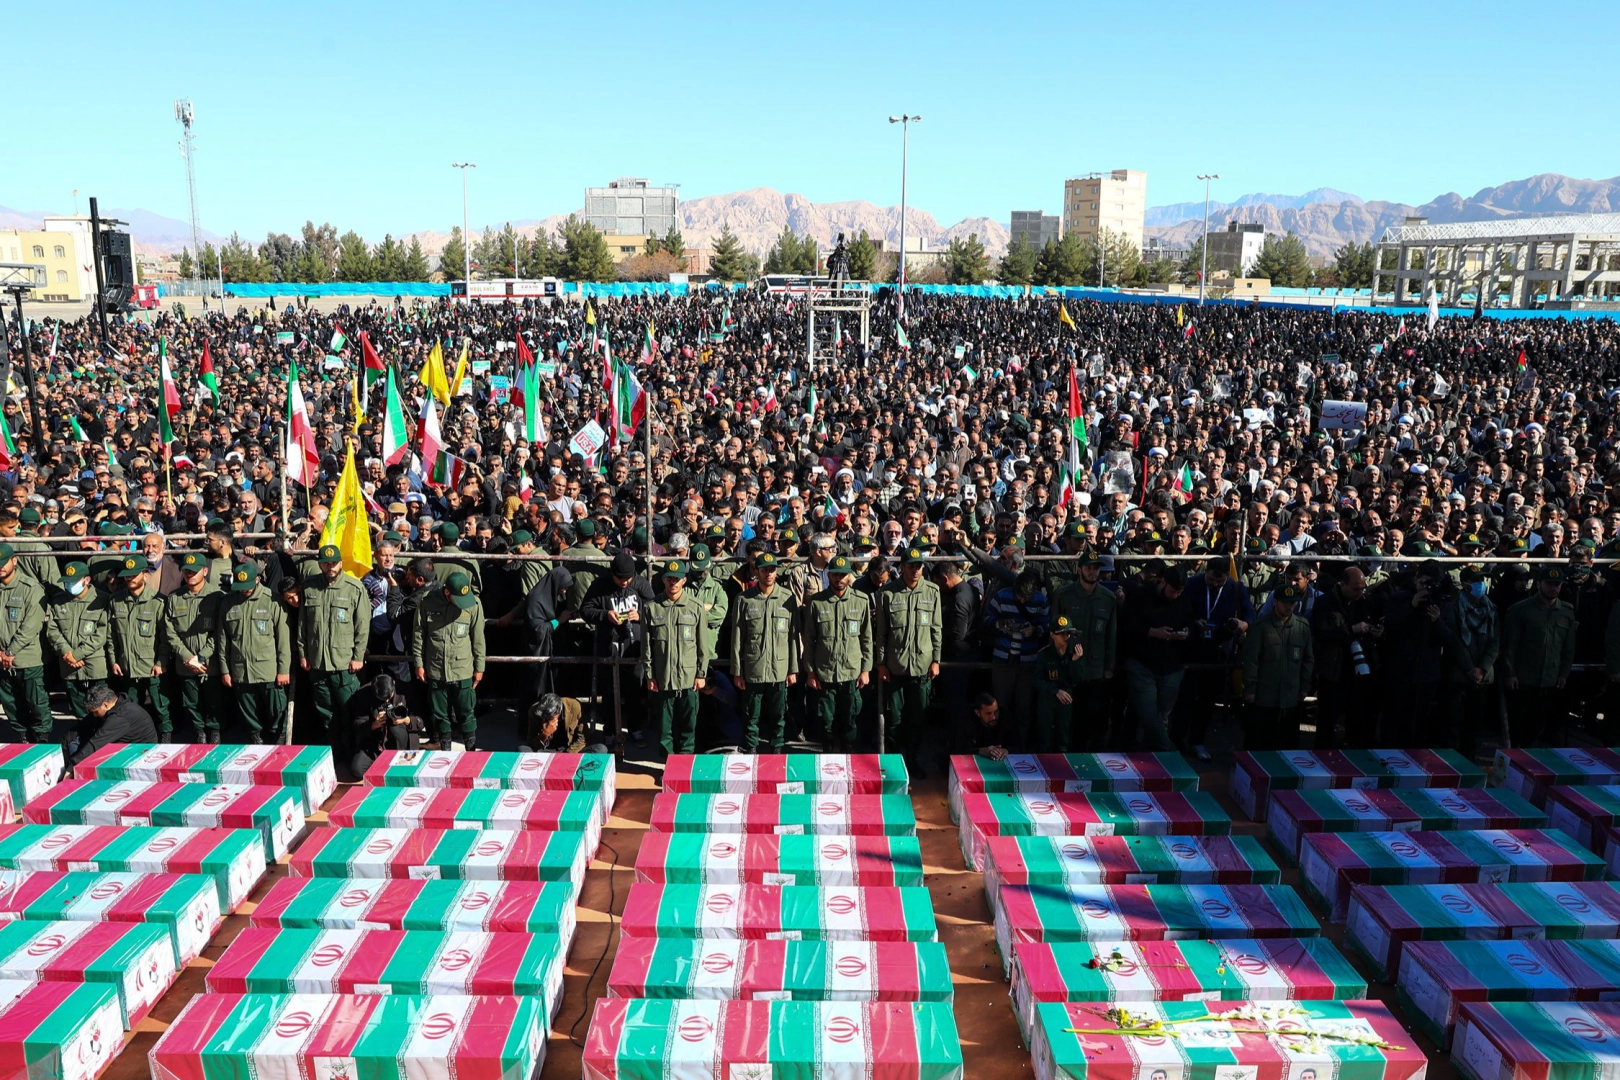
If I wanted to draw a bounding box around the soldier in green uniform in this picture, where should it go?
[44,561,112,722]
[1048,550,1119,750]
[687,544,730,658]
[1501,564,1578,747]
[110,553,171,739]
[12,509,53,591]
[1241,582,1315,750]
[1033,616,1086,752]
[204,519,241,594]
[299,544,370,749]
[874,545,942,769]
[1044,521,1090,595]
[164,552,227,743]
[429,524,483,592]
[0,543,50,742]
[728,552,797,752]
[508,531,547,603]
[1242,537,1284,607]
[410,571,486,750]
[801,555,873,753]
[644,559,711,758]
[218,562,292,744]
[560,519,609,613]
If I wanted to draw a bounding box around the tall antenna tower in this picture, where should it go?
[174,99,202,263]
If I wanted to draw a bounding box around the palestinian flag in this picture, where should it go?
[1494,747,1620,807]
[197,339,219,405]
[284,358,319,487]
[648,793,917,836]
[0,981,124,1080]
[75,744,336,816]
[520,361,545,444]
[69,415,88,443]
[1067,363,1087,452]
[1267,787,1546,865]
[1231,748,1485,822]
[1399,940,1620,1049]
[621,883,937,942]
[364,749,615,802]
[948,752,1197,820]
[981,835,1280,898]
[583,1000,963,1080]
[248,878,577,942]
[721,305,736,335]
[0,825,266,912]
[329,326,348,352]
[359,330,386,404]
[1345,881,1620,981]
[993,883,1318,976]
[0,917,177,1027]
[1011,939,1365,1042]
[895,320,910,350]
[23,781,304,861]
[0,870,220,968]
[1300,828,1607,923]
[159,338,180,448]
[0,743,65,810]
[607,939,953,1002]
[149,993,548,1080]
[662,754,908,795]
[633,834,925,888]
[206,927,565,1013]
[1030,1000,1425,1080]
[955,791,1233,872]
[381,365,409,467]
[327,788,603,843]
[288,827,593,892]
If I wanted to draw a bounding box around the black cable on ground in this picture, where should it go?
[567,838,621,1048]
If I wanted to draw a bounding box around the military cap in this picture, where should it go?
[827,555,854,575]
[231,563,261,591]
[1065,521,1088,540]
[755,552,779,570]
[317,544,342,564]
[902,545,928,565]
[576,518,596,538]
[704,523,725,540]
[659,559,688,580]
[445,571,477,608]
[116,554,146,578]
[1274,583,1304,603]
[1051,615,1073,634]
[1458,533,1484,551]
[59,561,89,584]
[1539,564,1567,583]
[17,508,40,526]
[436,522,460,543]
[510,530,534,546]
[1077,549,1101,567]
[179,552,208,572]
[689,545,712,572]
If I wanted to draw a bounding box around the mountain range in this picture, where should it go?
[1145,173,1620,257]
[6,172,1618,267]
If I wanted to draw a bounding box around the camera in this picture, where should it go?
[1425,579,1456,604]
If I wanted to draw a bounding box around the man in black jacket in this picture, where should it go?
[67,684,158,771]
[579,552,656,744]
[934,555,983,756]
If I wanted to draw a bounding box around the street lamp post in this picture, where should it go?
[1197,173,1220,306]
[452,163,476,293]
[887,115,920,321]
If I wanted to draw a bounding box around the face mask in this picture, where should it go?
[67,581,86,597]
[1468,581,1488,598]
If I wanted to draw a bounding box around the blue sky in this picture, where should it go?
[7,1,1615,241]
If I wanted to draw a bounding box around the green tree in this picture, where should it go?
[708,223,755,282]
[1250,231,1312,287]
[1135,254,1178,286]
[219,233,268,282]
[847,230,877,280]
[259,233,298,281]
[370,235,405,280]
[1034,233,1084,286]
[178,248,194,278]
[470,227,500,280]
[763,227,818,274]
[1330,241,1375,288]
[403,237,430,281]
[1073,229,1140,287]
[996,235,1037,286]
[660,225,685,263]
[1177,238,1206,287]
[335,230,375,282]
[439,227,468,282]
[559,215,617,281]
[198,242,219,280]
[944,233,991,285]
[522,230,564,278]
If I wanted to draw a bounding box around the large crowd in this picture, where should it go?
[4,288,1620,776]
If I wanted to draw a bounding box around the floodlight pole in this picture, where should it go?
[887,115,920,322]
[453,164,476,293]
[1197,173,1220,306]
[8,290,43,449]
[88,198,109,344]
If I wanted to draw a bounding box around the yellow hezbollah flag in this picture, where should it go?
[448,340,470,399]
[1058,304,1076,330]
[1177,304,1185,327]
[319,444,373,577]
[585,303,597,327]
[351,374,363,434]
[421,341,451,406]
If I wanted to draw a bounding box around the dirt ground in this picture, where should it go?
[104,760,1457,1080]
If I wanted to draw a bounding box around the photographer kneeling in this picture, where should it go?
[349,674,426,777]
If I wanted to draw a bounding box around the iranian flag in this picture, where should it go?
[606,938,953,1002]
[418,397,447,486]
[149,993,549,1080]
[0,917,178,1027]
[583,999,963,1080]
[359,331,386,408]
[758,383,778,412]
[1172,460,1195,502]
[381,366,409,467]
[895,321,911,350]
[0,411,17,472]
[247,877,577,938]
[288,827,593,890]
[0,869,222,967]
[610,357,646,444]
[0,982,125,1080]
[619,883,938,942]
[0,824,268,912]
[955,790,1232,871]
[326,787,600,840]
[649,793,916,836]
[159,338,181,448]
[329,326,348,352]
[23,780,305,861]
[639,320,656,364]
[363,749,615,802]
[196,339,219,406]
[662,754,908,795]
[205,927,565,1009]
[0,743,65,810]
[284,359,319,488]
[633,833,925,887]
[73,744,337,817]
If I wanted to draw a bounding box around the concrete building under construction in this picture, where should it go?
[1372,212,1620,308]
